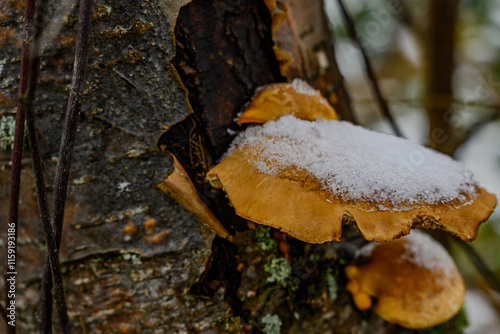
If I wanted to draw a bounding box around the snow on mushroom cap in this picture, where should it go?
[401,231,455,276]
[252,78,322,97]
[359,231,455,277]
[289,78,322,96]
[227,116,477,211]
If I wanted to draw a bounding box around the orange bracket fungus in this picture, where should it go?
[158,154,230,239]
[237,79,337,124]
[344,231,466,329]
[207,80,496,243]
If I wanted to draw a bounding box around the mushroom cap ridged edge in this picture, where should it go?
[206,146,497,243]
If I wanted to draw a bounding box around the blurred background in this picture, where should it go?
[324,0,500,333]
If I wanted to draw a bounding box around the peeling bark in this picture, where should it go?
[171,0,283,160]
[272,0,355,122]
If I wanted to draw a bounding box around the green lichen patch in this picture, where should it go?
[256,225,277,252]
[265,257,292,287]
[325,268,338,301]
[0,115,15,150]
[262,314,282,334]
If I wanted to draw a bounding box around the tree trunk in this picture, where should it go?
[0,0,465,333]
[424,0,460,155]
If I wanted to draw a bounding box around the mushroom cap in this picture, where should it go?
[237,79,337,124]
[207,117,496,243]
[345,232,465,329]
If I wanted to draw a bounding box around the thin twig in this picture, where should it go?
[52,0,94,260]
[353,97,500,110]
[38,264,53,334]
[23,96,71,334]
[387,0,415,30]
[20,0,71,332]
[455,239,500,293]
[22,93,71,333]
[452,108,500,153]
[39,0,94,332]
[319,3,358,124]
[32,0,52,333]
[5,0,36,333]
[336,0,404,137]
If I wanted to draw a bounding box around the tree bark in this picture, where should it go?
[0,0,466,333]
[424,0,460,155]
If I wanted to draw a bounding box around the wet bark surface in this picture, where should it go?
[0,0,465,333]
[272,0,354,123]
[171,0,283,160]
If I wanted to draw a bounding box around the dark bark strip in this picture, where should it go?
[172,0,283,160]
[157,114,209,189]
[189,236,242,314]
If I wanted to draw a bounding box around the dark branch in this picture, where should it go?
[336,0,404,137]
[23,90,71,334]
[40,0,94,332]
[387,0,415,30]
[5,0,36,333]
[452,109,500,154]
[52,0,94,257]
[319,2,358,124]
[455,239,500,293]
[20,0,71,332]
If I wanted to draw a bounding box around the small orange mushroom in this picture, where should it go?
[344,231,465,329]
[143,216,157,234]
[144,229,171,245]
[237,79,337,124]
[123,222,138,237]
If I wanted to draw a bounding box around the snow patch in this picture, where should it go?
[356,242,377,258]
[117,181,131,193]
[401,231,455,276]
[357,231,456,276]
[464,290,500,334]
[228,116,477,210]
[290,78,320,97]
[226,128,237,136]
